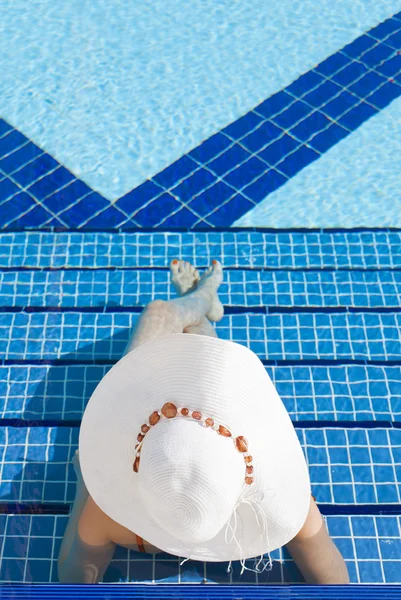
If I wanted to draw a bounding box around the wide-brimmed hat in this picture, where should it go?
[79,333,311,564]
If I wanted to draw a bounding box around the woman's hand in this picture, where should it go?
[72,449,83,481]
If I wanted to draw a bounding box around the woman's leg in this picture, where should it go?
[125,260,223,353]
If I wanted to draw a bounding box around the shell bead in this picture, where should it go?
[161,403,177,418]
[246,465,254,474]
[133,457,140,473]
[245,476,254,485]
[218,425,232,437]
[235,436,248,453]
[192,411,202,420]
[137,433,144,442]
[205,418,214,427]
[141,424,150,434]
[149,411,160,425]
[181,408,189,416]
[245,455,253,464]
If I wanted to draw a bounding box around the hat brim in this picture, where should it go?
[79,333,311,562]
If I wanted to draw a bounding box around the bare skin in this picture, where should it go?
[58,260,349,584]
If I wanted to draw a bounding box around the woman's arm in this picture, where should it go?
[57,451,116,583]
[58,451,90,567]
[285,496,349,584]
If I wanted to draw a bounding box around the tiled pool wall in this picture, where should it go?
[0,10,401,591]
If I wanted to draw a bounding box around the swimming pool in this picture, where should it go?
[0,0,401,593]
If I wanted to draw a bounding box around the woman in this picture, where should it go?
[58,259,349,584]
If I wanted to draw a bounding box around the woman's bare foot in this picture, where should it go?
[170,260,200,296]
[170,259,224,322]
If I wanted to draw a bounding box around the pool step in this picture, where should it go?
[0,512,399,584]
[0,426,399,506]
[0,230,400,270]
[1,269,401,309]
[0,311,400,362]
[1,363,400,422]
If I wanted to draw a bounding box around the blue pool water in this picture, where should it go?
[0,0,401,590]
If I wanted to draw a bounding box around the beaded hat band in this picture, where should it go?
[133,402,254,485]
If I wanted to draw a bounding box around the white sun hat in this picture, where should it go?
[79,333,311,566]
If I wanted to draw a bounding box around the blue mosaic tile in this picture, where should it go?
[187,181,235,216]
[341,34,377,59]
[259,134,299,166]
[0,130,27,157]
[348,71,388,98]
[290,111,332,142]
[382,30,401,51]
[116,179,162,216]
[359,43,397,68]
[272,100,313,129]
[56,192,110,228]
[152,155,198,188]
[0,119,12,138]
[0,142,43,175]
[204,194,254,227]
[221,111,263,139]
[223,156,267,189]
[171,168,216,202]
[27,166,75,201]
[321,90,359,119]
[308,123,349,153]
[242,168,287,202]
[276,145,319,178]
[368,18,401,40]
[240,120,282,152]
[207,144,251,176]
[254,90,294,119]
[302,80,343,109]
[376,53,401,77]
[331,61,369,86]
[366,81,401,109]
[0,177,19,202]
[41,179,93,214]
[337,102,378,130]
[314,52,350,77]
[82,205,130,229]
[132,192,181,227]
[286,70,325,97]
[188,132,232,163]
[12,154,59,188]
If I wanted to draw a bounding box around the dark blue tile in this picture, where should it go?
[359,43,396,68]
[364,81,401,109]
[0,192,36,227]
[30,516,55,537]
[369,18,401,40]
[6,515,30,536]
[189,133,232,163]
[290,111,332,142]
[241,120,282,152]
[394,11,401,20]
[152,155,198,188]
[222,111,263,139]
[133,193,181,226]
[322,91,359,118]
[116,179,161,215]
[188,180,235,215]
[42,179,92,213]
[259,134,299,166]
[26,559,51,582]
[348,71,388,97]
[331,62,369,86]
[271,100,313,128]
[81,205,128,229]
[242,169,287,202]
[57,192,110,227]
[286,70,325,97]
[376,54,401,76]
[303,80,343,108]
[342,34,377,59]
[0,120,12,138]
[207,144,251,176]
[12,154,59,187]
[308,123,349,153]
[314,52,350,77]
[27,167,75,201]
[0,142,43,175]
[206,193,255,227]
[0,177,19,202]
[158,205,199,228]
[255,91,294,119]
[276,145,319,178]
[28,537,53,559]
[171,168,216,202]
[224,156,267,189]
[0,130,27,158]
[6,203,56,228]
[0,559,25,582]
[384,30,401,50]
